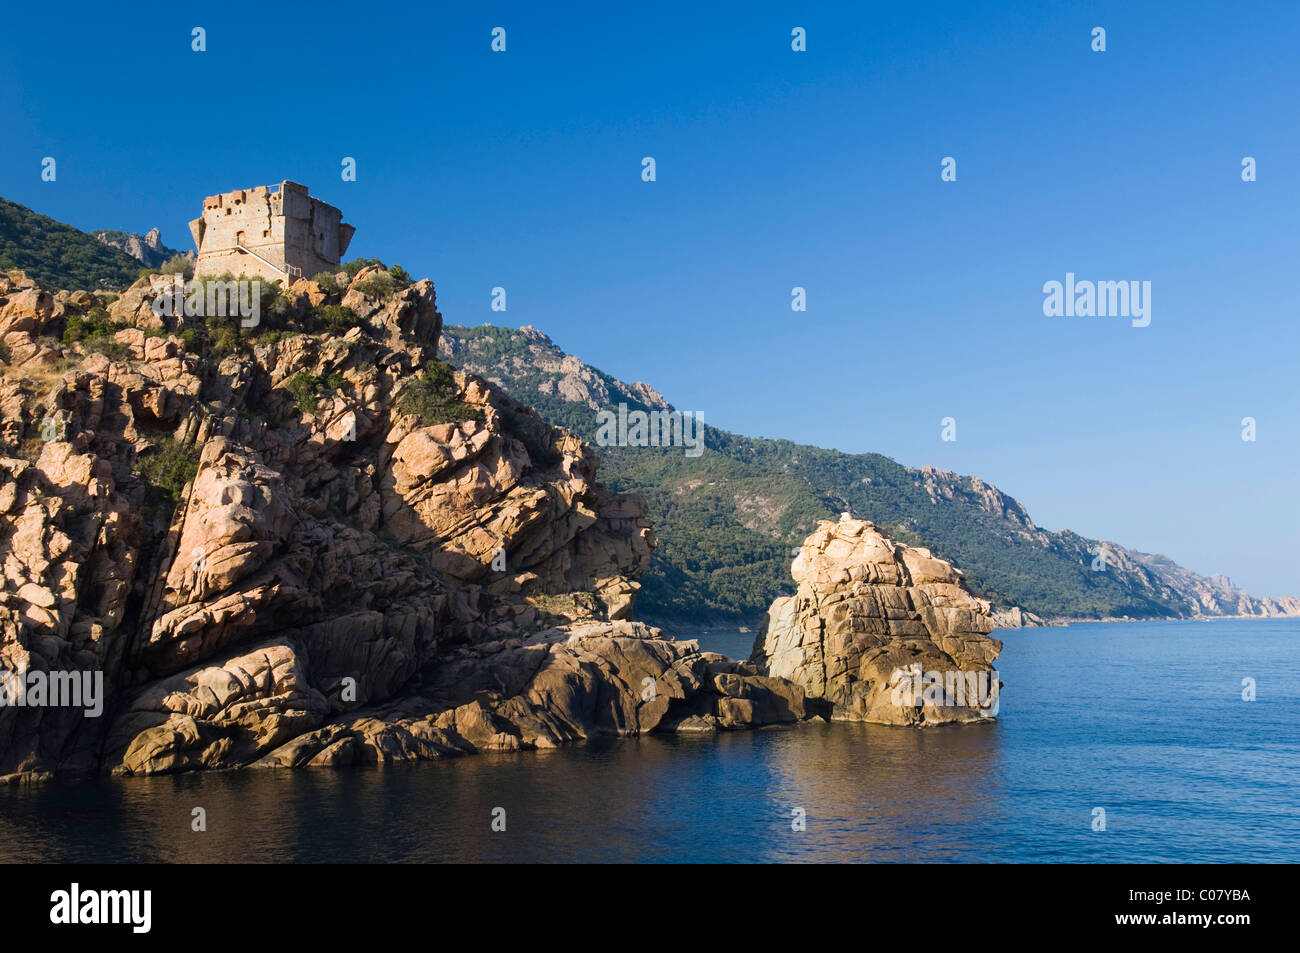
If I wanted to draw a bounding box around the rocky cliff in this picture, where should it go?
[0,266,808,781]
[751,517,1002,725]
[92,227,191,270]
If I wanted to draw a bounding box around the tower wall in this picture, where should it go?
[190,181,354,282]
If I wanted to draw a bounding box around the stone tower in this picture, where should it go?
[189,181,355,283]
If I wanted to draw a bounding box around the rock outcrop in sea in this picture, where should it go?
[751,517,1003,725]
[0,266,808,781]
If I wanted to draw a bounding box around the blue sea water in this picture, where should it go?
[1,619,1296,863]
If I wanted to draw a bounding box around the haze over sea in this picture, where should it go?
[3,619,1295,863]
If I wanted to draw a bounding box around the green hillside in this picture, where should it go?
[0,196,142,290]
[441,324,1264,627]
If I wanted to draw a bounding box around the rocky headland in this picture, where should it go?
[0,261,1015,781]
[0,265,828,781]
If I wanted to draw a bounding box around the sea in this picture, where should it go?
[2,619,1296,863]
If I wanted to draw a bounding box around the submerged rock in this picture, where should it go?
[751,517,1002,726]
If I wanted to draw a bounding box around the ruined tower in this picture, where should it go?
[189,181,355,283]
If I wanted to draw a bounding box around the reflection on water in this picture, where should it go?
[2,619,1298,863]
[0,723,1005,863]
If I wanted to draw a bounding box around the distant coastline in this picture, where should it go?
[660,611,1300,640]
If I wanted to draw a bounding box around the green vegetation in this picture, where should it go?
[339,259,410,299]
[530,591,600,623]
[62,306,118,341]
[311,271,339,294]
[159,254,193,278]
[0,197,141,290]
[166,273,300,358]
[442,324,1190,626]
[134,438,200,512]
[352,270,396,301]
[283,371,345,416]
[0,339,9,364]
[313,304,358,335]
[341,257,384,278]
[62,306,129,357]
[92,269,369,360]
[395,361,484,426]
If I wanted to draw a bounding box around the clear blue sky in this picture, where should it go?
[2,1,1297,597]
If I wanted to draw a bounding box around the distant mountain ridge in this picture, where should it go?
[441,324,1300,627]
[91,226,191,269]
